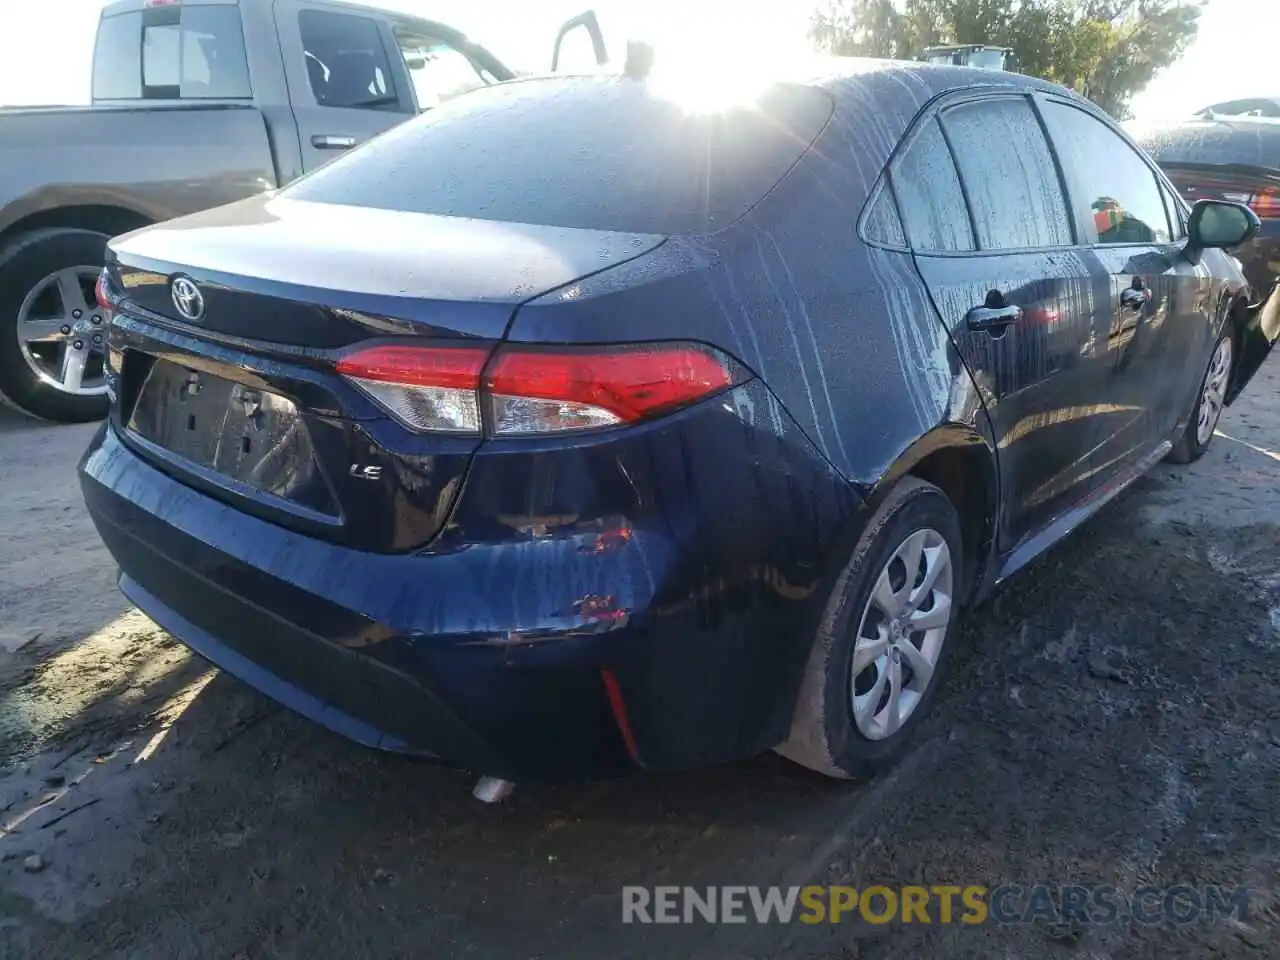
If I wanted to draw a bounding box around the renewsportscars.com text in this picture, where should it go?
[621,884,1250,926]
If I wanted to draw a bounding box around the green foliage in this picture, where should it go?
[809,0,1202,117]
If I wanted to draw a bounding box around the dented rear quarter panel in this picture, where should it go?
[511,63,1011,495]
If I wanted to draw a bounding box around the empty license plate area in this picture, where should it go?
[125,357,338,517]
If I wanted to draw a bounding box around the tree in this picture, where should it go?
[809,0,1202,117]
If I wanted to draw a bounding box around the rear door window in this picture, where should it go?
[299,9,398,111]
[889,118,974,252]
[863,183,907,247]
[941,97,1072,250]
[96,5,251,100]
[1041,101,1172,245]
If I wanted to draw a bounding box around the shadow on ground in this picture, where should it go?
[1,493,1276,960]
[5,362,1280,959]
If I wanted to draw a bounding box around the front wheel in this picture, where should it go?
[777,477,963,780]
[1167,330,1233,464]
[0,227,112,423]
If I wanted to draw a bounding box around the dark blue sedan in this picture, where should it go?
[80,60,1275,784]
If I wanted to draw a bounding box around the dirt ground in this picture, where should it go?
[3,361,1280,959]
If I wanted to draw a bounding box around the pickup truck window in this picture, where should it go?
[299,9,398,111]
[392,26,492,112]
[94,5,251,101]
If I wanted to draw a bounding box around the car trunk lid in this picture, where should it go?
[105,196,665,552]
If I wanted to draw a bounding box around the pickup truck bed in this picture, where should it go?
[0,0,604,422]
[0,103,279,233]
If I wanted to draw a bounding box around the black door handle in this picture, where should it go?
[966,304,1024,333]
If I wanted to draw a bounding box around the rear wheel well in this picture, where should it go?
[1228,293,1251,339]
[1,205,153,248]
[907,444,996,603]
[1224,292,1255,402]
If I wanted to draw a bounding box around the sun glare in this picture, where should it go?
[643,58,777,114]
[629,6,816,114]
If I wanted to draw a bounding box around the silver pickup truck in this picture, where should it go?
[0,0,606,422]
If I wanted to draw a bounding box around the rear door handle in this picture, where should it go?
[311,135,358,150]
[966,304,1024,333]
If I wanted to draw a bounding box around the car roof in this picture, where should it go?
[783,55,1073,99]
[1197,96,1280,117]
[472,60,1089,225]
[745,57,1087,200]
[1135,116,1280,172]
[100,0,468,26]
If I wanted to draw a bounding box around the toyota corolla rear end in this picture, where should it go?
[78,76,859,780]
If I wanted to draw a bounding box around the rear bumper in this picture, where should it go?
[80,381,861,780]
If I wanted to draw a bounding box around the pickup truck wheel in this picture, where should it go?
[0,228,111,423]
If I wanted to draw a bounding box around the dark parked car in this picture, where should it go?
[1137,116,1280,392]
[1195,97,1280,119]
[1137,118,1280,296]
[80,62,1272,787]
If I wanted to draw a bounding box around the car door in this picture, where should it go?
[387,19,508,114]
[888,93,1107,550]
[277,1,417,174]
[1039,98,1212,471]
[551,11,609,71]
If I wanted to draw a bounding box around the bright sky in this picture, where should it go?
[0,0,1271,118]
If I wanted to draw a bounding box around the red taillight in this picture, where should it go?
[144,0,180,7]
[1167,172,1280,221]
[1250,187,1280,220]
[486,345,735,434]
[334,344,487,390]
[334,341,741,436]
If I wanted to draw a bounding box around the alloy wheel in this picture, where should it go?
[850,527,954,741]
[15,266,109,397]
[1196,336,1232,447]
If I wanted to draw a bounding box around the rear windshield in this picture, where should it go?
[1139,120,1280,172]
[282,77,834,235]
[93,4,251,100]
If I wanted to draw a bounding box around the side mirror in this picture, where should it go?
[1188,199,1260,250]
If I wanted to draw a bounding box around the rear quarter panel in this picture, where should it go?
[0,105,278,236]
[510,66,991,489]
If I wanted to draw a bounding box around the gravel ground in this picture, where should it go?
[2,359,1280,959]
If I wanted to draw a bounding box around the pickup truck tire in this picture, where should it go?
[0,227,112,423]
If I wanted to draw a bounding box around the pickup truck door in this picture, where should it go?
[279,2,608,176]
[551,11,609,71]
[276,0,419,176]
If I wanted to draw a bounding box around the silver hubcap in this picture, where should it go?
[1196,336,1232,447]
[851,528,954,741]
[16,266,109,396]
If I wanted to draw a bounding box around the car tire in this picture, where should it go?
[777,476,964,780]
[1167,328,1233,464]
[0,227,112,423]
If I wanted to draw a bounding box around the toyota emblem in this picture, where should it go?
[171,276,205,322]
